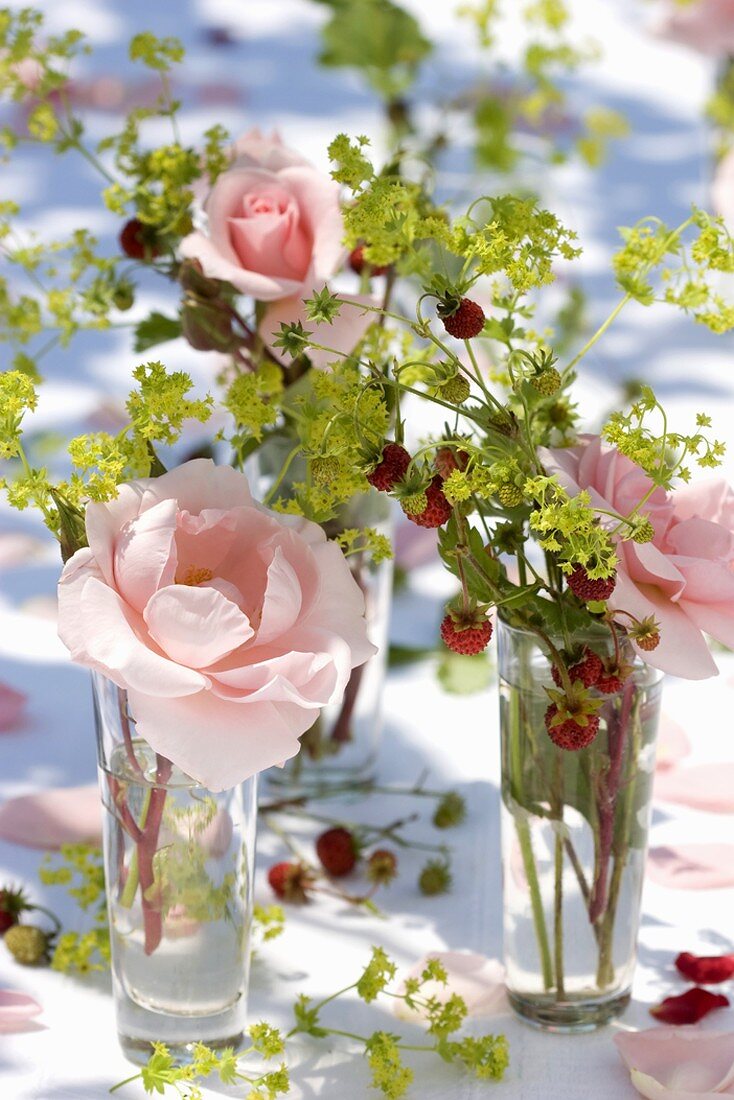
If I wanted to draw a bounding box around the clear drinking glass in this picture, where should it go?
[497,617,663,1032]
[256,440,394,790]
[93,673,257,1063]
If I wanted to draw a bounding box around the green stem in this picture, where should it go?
[551,753,565,998]
[566,294,631,374]
[509,688,553,991]
[119,787,151,909]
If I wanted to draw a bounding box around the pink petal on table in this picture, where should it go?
[0,683,26,731]
[655,764,734,814]
[656,714,691,771]
[0,989,44,1034]
[394,951,507,1024]
[0,785,101,850]
[615,1028,734,1098]
[647,844,734,890]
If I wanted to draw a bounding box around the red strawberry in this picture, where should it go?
[367,443,411,492]
[675,951,734,985]
[440,298,485,340]
[567,566,616,602]
[119,218,160,260]
[597,671,624,695]
[267,861,313,903]
[315,827,358,877]
[552,649,603,689]
[405,476,452,529]
[349,244,389,277]
[435,446,469,480]
[544,704,600,751]
[0,887,29,935]
[440,614,493,655]
[650,987,729,1025]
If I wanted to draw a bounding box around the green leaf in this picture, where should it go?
[133,312,182,352]
[437,651,493,695]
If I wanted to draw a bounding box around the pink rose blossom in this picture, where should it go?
[57,459,374,790]
[615,1028,734,1098]
[656,0,734,56]
[180,128,344,302]
[542,436,734,679]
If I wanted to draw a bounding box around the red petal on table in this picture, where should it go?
[0,989,44,1033]
[0,683,26,731]
[655,763,734,814]
[676,951,734,984]
[650,987,730,1024]
[0,785,101,849]
[647,844,734,890]
[656,714,691,771]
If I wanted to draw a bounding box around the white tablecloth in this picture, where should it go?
[2,1,734,1096]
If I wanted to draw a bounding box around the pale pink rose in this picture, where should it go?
[0,990,44,1034]
[393,952,507,1024]
[259,290,375,370]
[615,1028,734,1098]
[712,147,734,229]
[180,128,344,302]
[541,436,734,679]
[655,0,734,56]
[57,459,374,790]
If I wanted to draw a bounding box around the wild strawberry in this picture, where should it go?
[635,630,660,652]
[3,924,50,966]
[497,483,524,509]
[315,827,358,877]
[418,858,452,896]
[348,244,389,277]
[597,671,624,695]
[544,704,600,751]
[400,490,428,517]
[439,298,485,340]
[405,476,452,528]
[630,615,660,651]
[366,849,398,886]
[531,367,561,395]
[119,218,159,260]
[0,887,29,935]
[432,791,466,829]
[438,375,471,405]
[267,861,313,904]
[567,566,616,602]
[551,649,603,689]
[367,443,411,492]
[440,613,493,655]
[311,456,340,486]
[435,447,469,480]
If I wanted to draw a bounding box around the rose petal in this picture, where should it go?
[648,845,734,890]
[0,785,101,849]
[676,952,734,985]
[655,764,734,814]
[0,682,26,731]
[393,952,507,1024]
[143,584,254,669]
[260,291,375,371]
[113,497,178,613]
[0,989,44,1034]
[615,1028,734,1099]
[650,987,730,1025]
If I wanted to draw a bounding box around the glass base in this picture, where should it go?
[119,1029,245,1066]
[508,988,631,1033]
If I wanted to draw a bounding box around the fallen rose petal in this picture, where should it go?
[647,845,734,890]
[656,714,691,771]
[616,1028,734,1098]
[0,989,44,1033]
[676,951,734,985]
[0,785,101,849]
[0,682,26,731]
[655,764,734,814]
[650,987,729,1025]
[393,951,507,1023]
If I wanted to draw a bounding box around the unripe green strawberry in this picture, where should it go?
[401,490,428,516]
[4,924,50,965]
[311,456,340,485]
[497,483,523,508]
[630,517,655,544]
[531,367,561,395]
[432,792,466,829]
[439,375,471,405]
[418,858,452,896]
